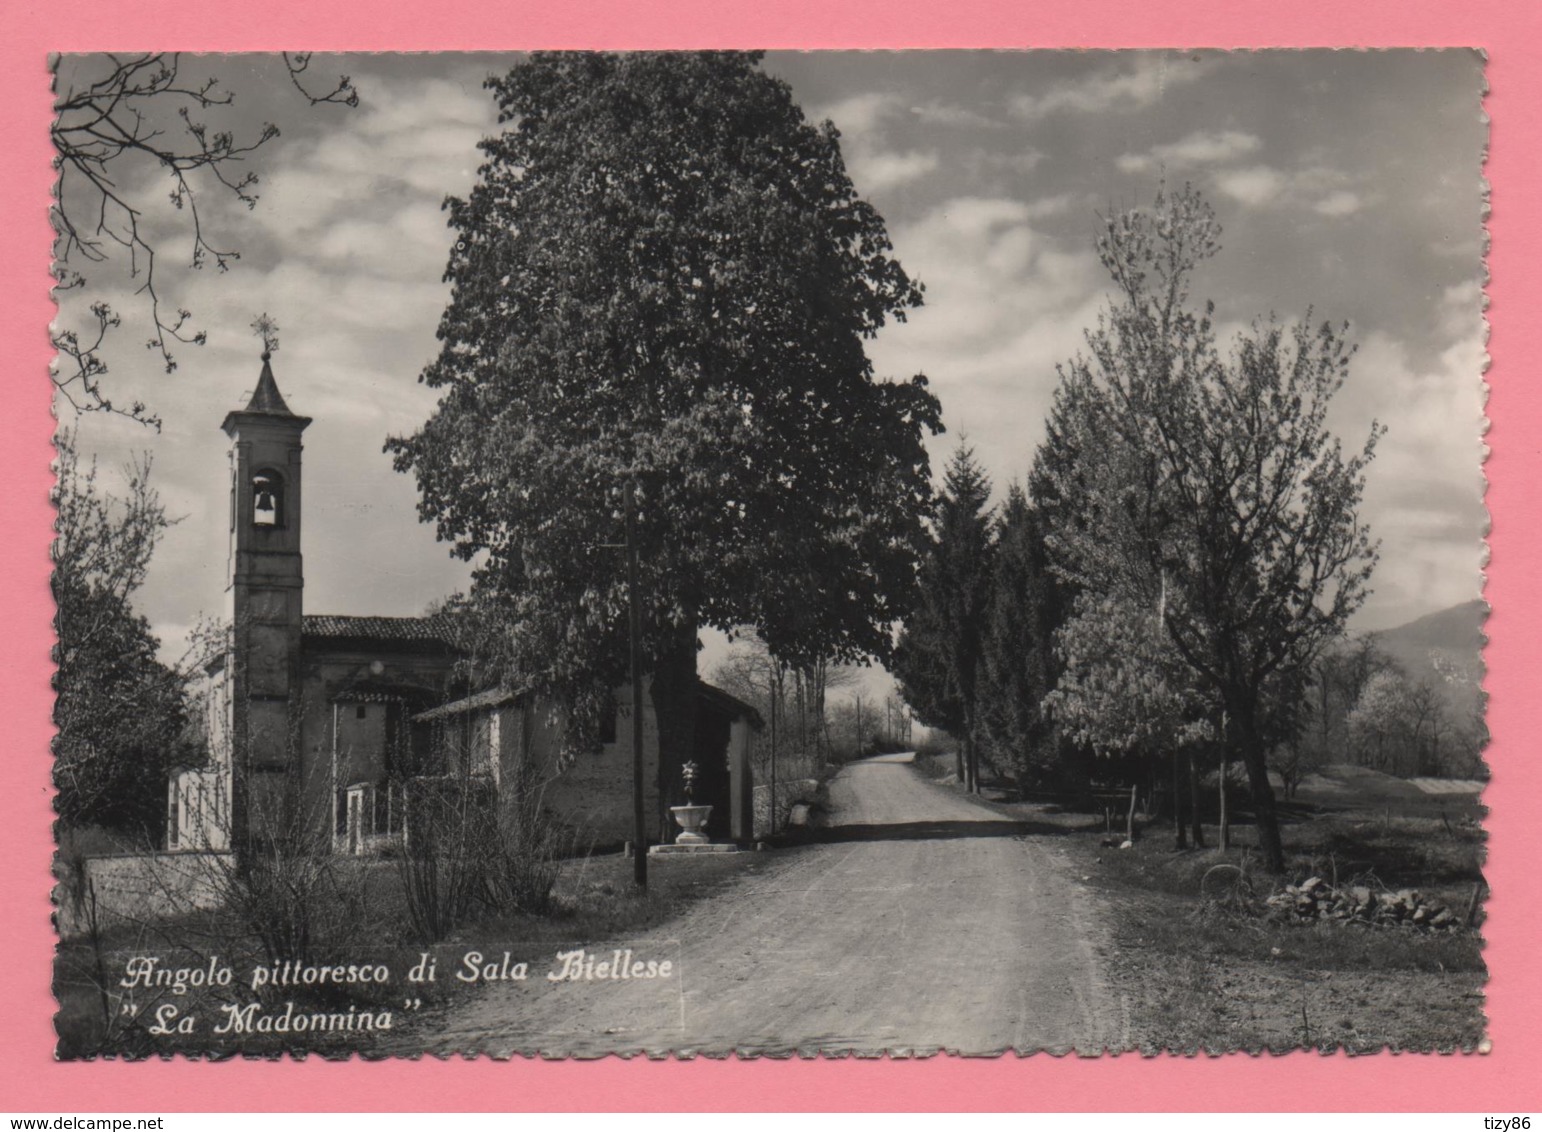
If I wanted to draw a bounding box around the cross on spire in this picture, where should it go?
[251,312,280,360]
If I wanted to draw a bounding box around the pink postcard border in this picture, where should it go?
[3,0,1538,1112]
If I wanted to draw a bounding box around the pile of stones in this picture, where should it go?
[1263,876,1462,931]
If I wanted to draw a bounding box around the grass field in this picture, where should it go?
[1079,812,1486,1054]
[926,754,1490,1054]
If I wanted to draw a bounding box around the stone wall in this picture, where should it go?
[527,686,664,850]
[57,852,228,938]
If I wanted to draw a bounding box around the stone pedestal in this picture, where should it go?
[649,842,739,855]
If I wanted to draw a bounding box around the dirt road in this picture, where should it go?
[408,753,1128,1056]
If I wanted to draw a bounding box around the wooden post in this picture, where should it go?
[1188,749,1206,848]
[626,480,647,889]
[1465,881,1485,928]
[769,671,778,836]
[1126,783,1138,843]
[1219,745,1231,850]
[729,718,754,842]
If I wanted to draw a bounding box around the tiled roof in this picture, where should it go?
[327,675,445,705]
[301,614,461,648]
[698,680,764,728]
[413,686,522,722]
[412,679,763,726]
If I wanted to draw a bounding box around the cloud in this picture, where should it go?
[969,149,1046,179]
[1117,129,1261,174]
[1210,163,1370,217]
[811,91,942,195]
[237,73,492,270]
[847,149,942,193]
[1214,165,1289,207]
[1313,190,1364,217]
[868,197,1106,488]
[1021,194,1077,220]
[910,100,1003,129]
[1323,301,1486,626]
[1009,55,1216,120]
[810,91,899,138]
[803,90,951,195]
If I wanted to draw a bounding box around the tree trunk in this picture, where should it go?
[812,662,828,760]
[1187,748,1206,848]
[1172,749,1187,850]
[1231,697,1285,872]
[965,703,982,795]
[963,708,977,794]
[649,620,699,839]
[1218,745,1231,849]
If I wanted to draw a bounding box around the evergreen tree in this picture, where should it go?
[894,445,995,792]
[977,485,1062,794]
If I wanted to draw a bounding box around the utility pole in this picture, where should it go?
[626,477,647,889]
[768,664,778,836]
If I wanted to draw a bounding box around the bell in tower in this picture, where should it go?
[252,469,284,527]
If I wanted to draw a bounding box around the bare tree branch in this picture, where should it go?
[50,53,357,427]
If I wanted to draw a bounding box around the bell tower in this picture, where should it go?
[221,348,311,850]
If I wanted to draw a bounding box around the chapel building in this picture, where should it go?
[168,353,758,856]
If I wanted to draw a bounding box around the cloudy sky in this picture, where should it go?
[55,50,1487,689]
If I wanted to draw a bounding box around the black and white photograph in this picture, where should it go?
[49,49,1488,1059]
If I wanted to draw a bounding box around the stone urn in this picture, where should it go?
[670,803,713,845]
[671,759,712,844]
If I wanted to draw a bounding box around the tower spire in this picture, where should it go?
[235,311,299,418]
[223,345,309,437]
[243,352,296,416]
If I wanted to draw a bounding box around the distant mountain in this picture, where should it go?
[1369,599,1487,721]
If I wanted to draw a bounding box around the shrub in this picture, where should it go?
[395,772,571,941]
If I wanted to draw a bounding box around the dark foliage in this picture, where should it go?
[388,52,943,777]
[52,432,192,836]
[893,445,994,791]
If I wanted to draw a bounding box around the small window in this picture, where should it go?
[356,704,368,720]
[252,469,285,528]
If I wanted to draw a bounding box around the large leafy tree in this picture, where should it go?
[893,446,995,793]
[1041,185,1382,872]
[52,433,192,837]
[388,52,942,804]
